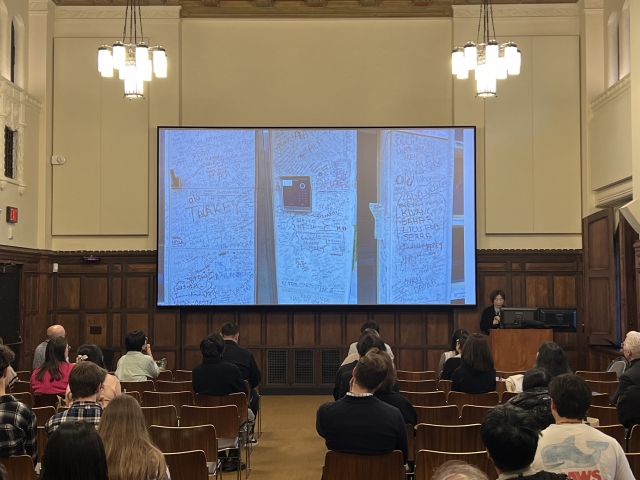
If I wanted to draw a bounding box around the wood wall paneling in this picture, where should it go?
[399,312,424,346]
[84,277,108,310]
[238,312,262,345]
[266,312,289,346]
[525,276,549,307]
[125,276,150,309]
[85,313,108,346]
[553,276,576,307]
[319,312,342,346]
[293,312,315,346]
[57,277,80,310]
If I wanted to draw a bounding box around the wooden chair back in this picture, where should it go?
[151,425,218,467]
[415,450,496,480]
[11,381,31,393]
[397,380,437,393]
[495,380,506,400]
[415,406,460,426]
[407,424,415,463]
[0,455,36,480]
[594,425,626,450]
[401,391,446,407]
[12,392,33,407]
[37,426,48,463]
[123,390,141,403]
[34,394,60,409]
[584,380,619,396]
[15,371,31,382]
[576,371,618,382]
[587,405,620,426]
[626,453,640,479]
[143,391,194,418]
[32,406,56,427]
[496,371,525,379]
[437,380,452,396]
[501,391,519,403]
[322,450,405,480]
[590,393,612,406]
[174,370,193,382]
[194,392,248,423]
[397,371,437,381]
[180,405,240,439]
[156,370,174,381]
[460,405,494,425]
[155,380,193,393]
[164,450,209,480]
[447,391,500,414]
[629,425,640,453]
[120,380,155,404]
[416,424,484,453]
[141,405,179,428]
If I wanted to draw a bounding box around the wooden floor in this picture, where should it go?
[248,395,331,480]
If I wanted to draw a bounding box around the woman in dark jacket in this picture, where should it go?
[507,368,554,430]
[451,333,496,394]
[479,289,505,335]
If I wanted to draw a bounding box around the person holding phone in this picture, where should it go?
[480,289,505,335]
[114,330,160,382]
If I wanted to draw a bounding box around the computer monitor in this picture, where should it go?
[538,308,577,332]
[501,308,538,329]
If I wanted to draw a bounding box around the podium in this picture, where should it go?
[488,329,553,372]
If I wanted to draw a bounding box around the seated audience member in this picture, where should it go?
[345,321,394,364]
[98,395,170,480]
[482,404,567,480]
[334,329,386,400]
[507,368,554,430]
[0,338,16,390]
[438,329,468,379]
[0,345,37,465]
[45,361,106,437]
[317,349,408,463]
[451,333,496,394]
[432,460,488,480]
[30,337,73,396]
[611,330,639,405]
[40,421,108,480]
[33,324,66,370]
[374,350,417,426]
[66,344,121,408]
[221,322,261,416]
[114,330,160,381]
[441,331,469,380]
[531,374,633,480]
[534,342,572,378]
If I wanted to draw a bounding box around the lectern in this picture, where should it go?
[488,329,553,372]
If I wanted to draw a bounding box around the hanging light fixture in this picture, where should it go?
[96,0,168,99]
[451,0,521,98]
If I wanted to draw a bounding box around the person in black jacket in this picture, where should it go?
[611,330,640,405]
[451,333,496,394]
[317,349,408,463]
[481,404,567,480]
[333,329,386,400]
[480,289,505,335]
[507,368,554,430]
[374,350,417,426]
[441,332,469,380]
[221,322,262,416]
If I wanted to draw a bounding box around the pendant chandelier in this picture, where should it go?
[451,0,521,98]
[96,0,167,99]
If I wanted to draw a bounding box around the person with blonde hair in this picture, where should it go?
[611,330,640,405]
[431,460,488,480]
[98,394,170,480]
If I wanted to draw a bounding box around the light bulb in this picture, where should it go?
[101,54,114,78]
[112,42,126,70]
[153,48,167,78]
[508,50,521,75]
[505,43,518,70]
[495,56,508,80]
[464,42,478,70]
[98,46,111,73]
[486,40,499,68]
[136,43,149,66]
[452,48,464,75]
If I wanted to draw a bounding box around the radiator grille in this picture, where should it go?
[267,350,287,384]
[321,349,342,384]
[294,350,314,384]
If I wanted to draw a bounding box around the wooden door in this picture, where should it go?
[582,210,616,345]
[618,215,638,337]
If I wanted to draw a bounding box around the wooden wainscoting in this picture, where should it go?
[3,248,583,391]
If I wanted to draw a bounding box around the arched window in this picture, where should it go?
[620,0,631,78]
[607,12,620,87]
[9,15,23,88]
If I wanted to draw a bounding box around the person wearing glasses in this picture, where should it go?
[114,331,160,382]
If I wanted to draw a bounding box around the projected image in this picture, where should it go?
[157,128,476,306]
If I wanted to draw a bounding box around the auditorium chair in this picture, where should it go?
[12,392,33,407]
[587,405,620,426]
[155,380,193,393]
[400,391,445,407]
[150,425,220,478]
[590,393,612,406]
[495,380,506,400]
[447,391,499,415]
[584,380,619,396]
[123,390,141,403]
[415,424,483,453]
[34,394,61,409]
[629,425,640,453]
[322,450,405,480]
[500,391,518,403]
[397,370,437,381]
[244,379,261,438]
[143,391,193,418]
[397,380,437,393]
[415,405,459,426]
[141,405,179,428]
[414,450,496,480]
[10,381,31,394]
[459,405,494,425]
[156,370,174,381]
[576,371,618,382]
[0,455,36,480]
[626,453,640,478]
[437,380,452,396]
[32,406,56,427]
[174,370,193,382]
[15,371,31,382]
[181,405,244,480]
[164,450,209,480]
[120,380,155,404]
[407,424,415,464]
[594,425,626,450]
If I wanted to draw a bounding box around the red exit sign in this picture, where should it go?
[6,206,18,224]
